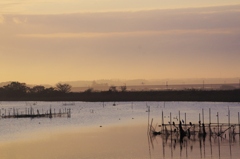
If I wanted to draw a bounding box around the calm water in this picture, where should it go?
[0,101,239,159]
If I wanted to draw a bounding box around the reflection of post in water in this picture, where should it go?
[162,134,165,159]
[147,131,152,159]
[239,112,240,146]
[229,130,232,158]
[186,139,188,159]
[228,107,232,158]
[203,131,206,158]
[209,109,213,157]
[179,121,186,143]
[199,135,202,159]
[217,112,220,136]
[147,113,152,159]
[202,109,206,158]
[209,131,213,157]
[218,137,221,159]
[238,112,240,140]
[180,138,182,158]
[170,112,173,158]
[171,133,173,159]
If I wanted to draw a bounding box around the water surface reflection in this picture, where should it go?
[149,126,240,159]
[0,101,239,159]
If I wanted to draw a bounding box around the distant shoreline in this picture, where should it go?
[1,90,240,102]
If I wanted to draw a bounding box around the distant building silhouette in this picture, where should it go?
[92,81,109,91]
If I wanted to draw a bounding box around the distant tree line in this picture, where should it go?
[0,82,72,99]
[0,81,240,102]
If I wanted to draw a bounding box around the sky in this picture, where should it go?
[0,1,240,85]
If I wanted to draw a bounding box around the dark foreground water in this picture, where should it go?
[0,101,239,159]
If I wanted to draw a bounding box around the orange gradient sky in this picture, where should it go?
[0,1,240,84]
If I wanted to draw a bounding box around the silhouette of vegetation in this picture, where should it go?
[109,86,117,92]
[0,81,240,102]
[84,88,94,93]
[120,85,127,92]
[2,82,28,96]
[30,85,45,94]
[56,83,72,93]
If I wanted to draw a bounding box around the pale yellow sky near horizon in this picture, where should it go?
[0,1,240,85]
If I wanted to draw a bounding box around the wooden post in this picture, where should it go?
[202,108,204,124]
[69,108,71,118]
[229,107,230,126]
[185,112,187,127]
[238,112,240,135]
[179,110,180,123]
[217,112,220,135]
[199,113,201,123]
[199,113,201,133]
[209,108,211,124]
[170,112,172,132]
[162,110,164,132]
[228,108,231,137]
[209,108,211,135]
[147,106,150,134]
[49,108,52,118]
